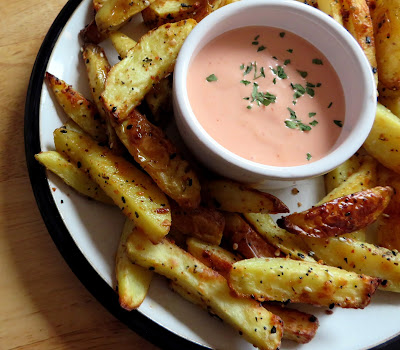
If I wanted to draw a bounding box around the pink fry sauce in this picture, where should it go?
[187,26,345,167]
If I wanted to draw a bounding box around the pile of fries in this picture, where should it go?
[35,0,400,348]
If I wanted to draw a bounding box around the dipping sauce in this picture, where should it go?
[187,26,345,166]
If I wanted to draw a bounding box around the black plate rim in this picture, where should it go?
[23,0,400,349]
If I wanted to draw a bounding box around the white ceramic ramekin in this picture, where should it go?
[173,0,376,188]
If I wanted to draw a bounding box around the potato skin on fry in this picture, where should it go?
[114,109,201,208]
[277,186,393,238]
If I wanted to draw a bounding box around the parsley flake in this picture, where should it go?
[206,74,218,82]
[280,32,286,38]
[257,45,266,52]
[312,58,323,65]
[287,48,293,53]
[297,70,308,78]
[309,112,316,118]
[240,80,251,85]
[284,59,291,65]
[328,102,333,108]
[334,120,343,127]
[306,153,312,161]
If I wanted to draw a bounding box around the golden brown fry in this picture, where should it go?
[244,213,315,262]
[278,186,393,238]
[144,76,173,126]
[35,151,113,205]
[264,304,319,344]
[317,0,343,25]
[79,20,108,44]
[371,0,400,90]
[95,0,157,33]
[82,43,124,154]
[377,215,400,252]
[303,236,400,292]
[113,109,201,208]
[364,102,400,174]
[202,179,289,214]
[116,219,153,310]
[93,0,106,12]
[378,87,400,118]
[228,258,380,308]
[172,204,224,245]
[45,72,107,142]
[224,213,279,259]
[341,0,378,85]
[101,19,196,122]
[54,128,171,242]
[109,31,137,59]
[126,230,283,350]
[186,237,238,278]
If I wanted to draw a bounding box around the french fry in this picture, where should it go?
[116,219,153,310]
[95,0,157,33]
[101,19,197,122]
[109,31,137,59]
[82,43,124,154]
[364,103,400,174]
[224,213,279,258]
[144,76,173,126]
[341,0,378,86]
[172,204,224,245]
[79,20,108,44]
[126,229,283,350]
[370,0,400,90]
[277,186,393,238]
[324,152,363,193]
[244,213,315,262]
[185,238,319,344]
[228,258,380,308]
[53,128,171,242]
[45,72,107,142]
[169,281,319,344]
[317,0,343,25]
[112,109,201,208]
[186,237,238,278]
[303,236,400,292]
[202,179,289,214]
[35,151,113,205]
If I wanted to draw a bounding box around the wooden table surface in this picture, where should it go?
[0,1,159,349]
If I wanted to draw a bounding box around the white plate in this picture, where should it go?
[26,0,400,349]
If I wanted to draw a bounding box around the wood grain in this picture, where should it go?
[0,1,159,349]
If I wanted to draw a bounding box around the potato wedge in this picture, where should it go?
[172,204,224,245]
[93,0,106,12]
[341,0,378,85]
[317,0,343,25]
[324,152,363,193]
[116,219,153,310]
[202,179,289,214]
[378,87,400,118]
[371,0,400,90]
[109,31,137,59]
[142,0,203,28]
[144,76,173,125]
[95,0,157,33]
[126,229,283,350]
[113,109,201,208]
[228,258,380,308]
[82,43,124,154]
[364,102,400,174]
[244,213,315,262]
[53,128,171,242]
[35,151,113,205]
[224,213,279,259]
[186,237,238,278]
[45,72,107,142]
[101,19,196,122]
[277,186,393,238]
[79,20,108,44]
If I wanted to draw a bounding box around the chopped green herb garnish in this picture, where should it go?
[252,41,259,45]
[292,83,305,99]
[309,112,316,118]
[287,48,293,53]
[334,120,343,127]
[299,123,312,131]
[312,58,323,65]
[247,105,252,109]
[276,66,287,79]
[306,153,312,161]
[272,56,278,60]
[297,70,308,78]
[280,32,286,38]
[306,82,315,88]
[257,45,266,52]
[254,35,260,40]
[244,64,253,75]
[328,102,333,108]
[206,74,218,82]
[285,120,297,129]
[316,83,322,87]
[240,64,245,70]
[273,78,277,84]
[306,87,315,97]
[309,120,318,126]
[243,97,250,100]
[240,80,251,85]
[288,107,296,119]
[284,59,291,65]
[250,83,276,106]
